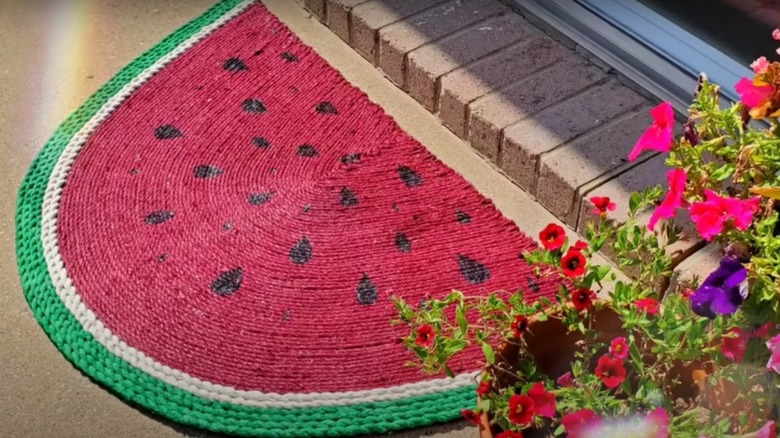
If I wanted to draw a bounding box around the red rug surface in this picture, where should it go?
[17,1,557,436]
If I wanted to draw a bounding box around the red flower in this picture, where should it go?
[595,354,627,389]
[415,324,435,347]
[527,382,557,418]
[561,249,587,278]
[556,371,574,387]
[461,409,481,426]
[476,381,492,397]
[753,322,775,339]
[495,432,523,438]
[511,315,529,338]
[609,337,629,360]
[539,223,566,251]
[571,288,595,312]
[757,421,777,438]
[562,409,602,438]
[645,408,670,438]
[635,297,660,315]
[572,240,588,251]
[590,196,616,217]
[507,394,535,425]
[722,327,748,363]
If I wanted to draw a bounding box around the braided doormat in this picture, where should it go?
[15,1,558,436]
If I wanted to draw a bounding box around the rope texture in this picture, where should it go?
[16,1,557,436]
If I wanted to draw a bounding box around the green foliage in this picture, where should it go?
[391,74,780,436]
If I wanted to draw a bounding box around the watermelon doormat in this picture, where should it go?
[15,1,558,436]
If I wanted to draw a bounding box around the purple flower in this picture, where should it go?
[691,257,748,319]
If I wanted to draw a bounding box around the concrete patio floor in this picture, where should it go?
[0,1,580,436]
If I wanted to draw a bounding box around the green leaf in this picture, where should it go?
[482,342,495,364]
[629,192,642,214]
[445,339,468,356]
[456,304,468,334]
[443,364,454,378]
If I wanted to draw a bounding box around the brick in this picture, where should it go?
[666,244,722,298]
[576,154,703,267]
[439,36,568,139]
[326,0,369,42]
[407,13,538,111]
[535,109,649,226]
[351,0,448,64]
[305,0,327,22]
[500,80,645,193]
[467,58,605,161]
[378,0,506,86]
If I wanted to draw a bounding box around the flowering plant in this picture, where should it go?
[393,33,780,438]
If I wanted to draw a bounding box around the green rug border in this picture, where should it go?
[14,1,474,436]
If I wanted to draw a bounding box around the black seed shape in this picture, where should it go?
[458,254,490,285]
[398,166,423,187]
[290,237,313,265]
[154,124,182,140]
[211,268,243,296]
[144,210,174,225]
[281,310,292,321]
[527,276,541,293]
[357,274,378,305]
[223,57,248,71]
[395,232,411,253]
[303,204,311,213]
[340,187,359,207]
[157,254,169,263]
[253,49,263,56]
[129,168,140,175]
[252,137,271,149]
[391,203,399,212]
[340,153,361,165]
[280,52,298,62]
[194,165,223,179]
[456,210,471,224]
[243,99,267,113]
[316,101,338,114]
[248,192,274,205]
[297,144,319,157]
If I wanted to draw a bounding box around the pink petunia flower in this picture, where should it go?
[645,408,670,438]
[722,327,748,363]
[735,77,773,108]
[628,102,675,162]
[767,334,780,374]
[689,190,760,241]
[774,28,780,40]
[757,421,777,438]
[649,169,687,231]
[752,56,770,74]
[562,409,602,438]
[725,196,761,231]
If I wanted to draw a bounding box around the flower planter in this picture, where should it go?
[477,304,705,438]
